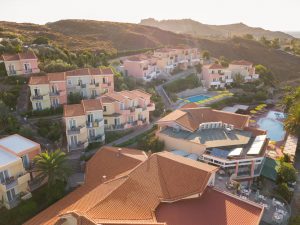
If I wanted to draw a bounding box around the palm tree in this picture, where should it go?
[34,149,70,189]
[284,103,300,136]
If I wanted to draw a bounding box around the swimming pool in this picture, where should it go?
[186,95,210,103]
[257,111,286,141]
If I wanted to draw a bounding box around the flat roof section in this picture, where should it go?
[161,127,252,148]
[0,148,20,168]
[0,134,39,154]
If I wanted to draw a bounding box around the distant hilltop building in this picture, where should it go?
[0,51,40,76]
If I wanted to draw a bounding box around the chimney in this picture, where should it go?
[102,175,107,182]
[117,148,122,157]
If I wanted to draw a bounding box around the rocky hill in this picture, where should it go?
[140,18,293,40]
[0,19,299,82]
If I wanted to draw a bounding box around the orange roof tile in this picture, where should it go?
[230,60,253,66]
[47,72,66,82]
[157,107,250,132]
[1,51,37,61]
[82,99,103,112]
[156,187,263,225]
[29,76,49,85]
[208,64,225,69]
[65,68,114,77]
[24,147,147,225]
[24,147,262,225]
[63,104,84,117]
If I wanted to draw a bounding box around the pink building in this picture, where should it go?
[228,60,259,81]
[99,89,155,130]
[0,51,40,76]
[123,55,158,81]
[29,72,67,110]
[202,64,233,88]
[28,68,115,111]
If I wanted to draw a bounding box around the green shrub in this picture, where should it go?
[36,119,62,142]
[68,92,82,104]
[24,106,63,118]
[277,162,297,184]
[164,73,200,94]
[276,183,293,203]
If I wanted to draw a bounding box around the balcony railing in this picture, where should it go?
[9,70,17,75]
[69,141,88,151]
[25,69,33,73]
[88,135,103,143]
[49,90,62,96]
[31,94,44,100]
[0,176,17,190]
[67,125,85,135]
[86,119,103,128]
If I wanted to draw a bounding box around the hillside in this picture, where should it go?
[140,18,293,40]
[0,19,299,82]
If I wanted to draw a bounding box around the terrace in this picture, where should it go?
[160,127,252,148]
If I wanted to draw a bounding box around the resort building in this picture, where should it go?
[66,68,114,98]
[0,134,41,209]
[29,72,67,110]
[154,47,200,73]
[202,64,233,88]
[100,89,155,130]
[228,60,259,81]
[0,51,40,76]
[123,55,159,81]
[25,146,263,225]
[63,99,105,151]
[28,68,114,111]
[156,107,269,180]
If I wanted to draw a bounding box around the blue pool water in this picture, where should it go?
[257,111,286,141]
[186,95,210,103]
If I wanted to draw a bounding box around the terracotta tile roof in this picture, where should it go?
[29,73,66,85]
[82,99,103,112]
[29,76,49,85]
[156,187,263,225]
[65,68,114,77]
[47,72,66,82]
[130,89,152,99]
[103,92,127,102]
[1,51,37,61]
[24,147,262,225]
[24,147,147,225]
[63,104,84,117]
[230,60,253,66]
[119,90,139,99]
[208,64,225,69]
[157,107,250,132]
[101,96,116,103]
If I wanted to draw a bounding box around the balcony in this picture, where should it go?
[69,141,88,151]
[67,125,86,135]
[147,103,155,111]
[17,172,30,185]
[88,135,104,143]
[25,69,33,74]
[0,177,17,191]
[105,123,125,131]
[90,82,100,88]
[31,94,44,100]
[4,195,20,209]
[9,70,17,75]
[86,119,103,128]
[49,90,62,96]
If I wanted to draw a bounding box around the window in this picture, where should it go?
[67,79,72,85]
[69,119,76,129]
[24,63,31,72]
[89,129,95,138]
[103,106,107,112]
[21,154,29,169]
[104,119,108,125]
[35,102,42,110]
[6,188,16,202]
[0,170,9,183]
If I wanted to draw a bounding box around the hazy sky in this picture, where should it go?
[1,0,299,31]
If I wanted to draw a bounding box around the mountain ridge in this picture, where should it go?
[0,19,299,82]
[140,18,293,39]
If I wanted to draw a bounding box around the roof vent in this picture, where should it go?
[102,175,107,182]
